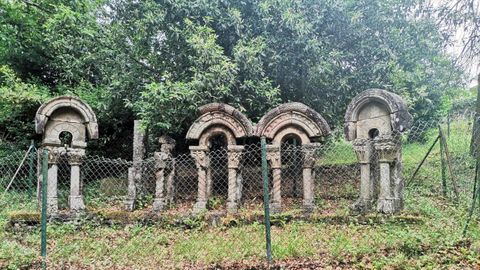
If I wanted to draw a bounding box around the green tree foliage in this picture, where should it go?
[0,0,469,154]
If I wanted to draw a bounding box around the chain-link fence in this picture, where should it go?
[1,109,479,268]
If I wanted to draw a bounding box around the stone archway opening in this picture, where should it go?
[280,134,304,202]
[207,133,229,209]
[59,131,73,148]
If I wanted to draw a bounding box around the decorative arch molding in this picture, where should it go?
[35,96,99,139]
[43,122,86,148]
[271,126,311,145]
[186,103,254,143]
[199,126,237,147]
[255,102,331,142]
[344,89,412,141]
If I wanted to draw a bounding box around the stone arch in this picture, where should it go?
[344,89,412,141]
[188,103,253,214]
[198,126,237,147]
[272,126,311,145]
[35,96,99,141]
[186,103,254,144]
[345,89,412,214]
[256,102,331,144]
[34,96,98,215]
[257,103,330,214]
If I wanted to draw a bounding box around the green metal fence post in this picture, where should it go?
[439,126,448,197]
[28,140,35,195]
[261,137,273,263]
[41,149,48,270]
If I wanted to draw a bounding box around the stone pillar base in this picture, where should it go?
[124,199,135,211]
[193,201,207,214]
[152,199,166,213]
[302,203,315,213]
[47,198,58,216]
[350,199,373,214]
[226,202,238,214]
[69,195,85,212]
[269,202,282,214]
[377,198,399,214]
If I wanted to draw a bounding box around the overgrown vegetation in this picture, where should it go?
[0,0,473,157]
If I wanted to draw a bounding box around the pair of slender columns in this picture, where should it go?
[352,137,402,214]
[266,143,319,214]
[44,147,85,215]
[190,145,244,214]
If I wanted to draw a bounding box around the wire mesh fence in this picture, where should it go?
[1,109,480,269]
[0,109,477,217]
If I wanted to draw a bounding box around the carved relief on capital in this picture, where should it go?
[189,146,209,169]
[266,145,282,169]
[227,145,244,169]
[45,147,65,164]
[154,152,168,169]
[352,139,374,164]
[373,135,400,162]
[67,148,85,165]
[302,143,320,168]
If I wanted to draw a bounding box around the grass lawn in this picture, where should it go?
[1,191,480,269]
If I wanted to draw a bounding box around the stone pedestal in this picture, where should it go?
[266,145,282,214]
[68,149,85,212]
[226,145,244,213]
[190,146,209,214]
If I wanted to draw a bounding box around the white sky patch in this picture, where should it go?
[430,0,479,87]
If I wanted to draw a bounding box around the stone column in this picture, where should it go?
[374,136,399,214]
[302,143,319,213]
[160,136,176,205]
[351,139,374,212]
[266,145,282,214]
[226,145,244,213]
[392,148,404,210]
[206,167,212,198]
[190,146,209,214]
[46,147,62,215]
[153,151,167,212]
[165,161,175,205]
[125,120,146,211]
[68,148,86,212]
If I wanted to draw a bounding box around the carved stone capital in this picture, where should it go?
[67,148,85,165]
[45,147,65,164]
[189,146,209,169]
[302,143,320,168]
[159,135,176,156]
[353,139,374,164]
[154,151,168,169]
[373,135,399,162]
[266,145,282,169]
[227,145,244,169]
